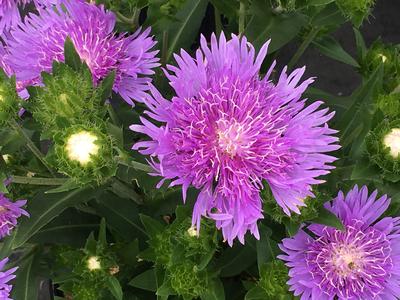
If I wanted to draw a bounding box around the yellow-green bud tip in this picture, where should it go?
[383,128,400,158]
[65,131,99,166]
[87,256,101,271]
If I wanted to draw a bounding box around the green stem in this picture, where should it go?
[11,175,68,185]
[239,1,246,35]
[116,11,136,27]
[288,27,320,69]
[214,6,222,35]
[117,157,154,173]
[161,31,168,65]
[9,120,56,176]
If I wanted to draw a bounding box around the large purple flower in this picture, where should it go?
[130,33,339,245]
[0,0,54,35]
[279,185,400,299]
[1,0,159,104]
[0,257,17,299]
[0,193,29,239]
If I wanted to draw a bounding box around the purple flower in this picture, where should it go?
[0,0,54,35]
[1,0,159,104]
[0,194,29,239]
[130,33,339,245]
[0,257,17,300]
[278,185,400,299]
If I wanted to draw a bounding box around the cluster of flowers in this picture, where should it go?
[0,0,399,299]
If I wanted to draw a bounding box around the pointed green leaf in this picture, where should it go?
[140,214,165,237]
[129,269,157,292]
[107,276,123,300]
[99,71,116,102]
[312,207,344,230]
[64,37,82,71]
[13,187,96,249]
[98,218,107,248]
[313,36,359,67]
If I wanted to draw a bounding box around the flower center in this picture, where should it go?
[65,131,99,166]
[216,119,248,157]
[306,224,393,298]
[331,245,364,276]
[383,128,400,158]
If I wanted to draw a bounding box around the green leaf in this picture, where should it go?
[11,251,43,300]
[312,207,344,230]
[12,187,96,249]
[92,191,146,239]
[245,286,268,300]
[129,269,157,292]
[99,71,116,102]
[201,278,225,300]
[311,3,346,26]
[354,28,367,61]
[156,278,175,297]
[107,276,123,300]
[313,36,359,67]
[340,65,383,155]
[98,218,107,248]
[45,179,80,194]
[245,1,307,52]
[140,214,165,237]
[256,225,275,272]
[148,0,208,63]
[64,37,82,71]
[307,0,334,6]
[29,208,99,247]
[216,238,257,277]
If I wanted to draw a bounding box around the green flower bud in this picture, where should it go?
[0,74,21,126]
[261,181,322,224]
[377,93,400,119]
[31,64,104,133]
[360,40,400,93]
[336,0,375,26]
[169,263,207,298]
[366,120,400,181]
[52,124,116,184]
[258,260,291,298]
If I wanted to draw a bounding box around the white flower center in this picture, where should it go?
[383,128,400,158]
[332,245,364,277]
[216,119,248,157]
[87,256,101,271]
[65,131,99,166]
[187,226,198,237]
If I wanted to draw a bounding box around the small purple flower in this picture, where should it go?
[1,0,159,104]
[278,185,400,299]
[130,33,339,245]
[0,257,17,299]
[0,0,54,35]
[0,194,29,239]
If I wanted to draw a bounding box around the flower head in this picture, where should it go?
[0,193,29,239]
[1,0,159,104]
[278,185,400,299]
[0,0,55,35]
[131,33,339,245]
[0,257,17,299]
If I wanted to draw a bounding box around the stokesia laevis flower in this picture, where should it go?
[1,0,159,104]
[130,33,339,245]
[0,0,55,35]
[0,257,17,299]
[0,193,29,239]
[278,185,400,299]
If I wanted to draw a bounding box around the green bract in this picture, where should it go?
[51,124,117,185]
[29,63,105,133]
[0,71,21,126]
[169,263,207,299]
[366,120,400,182]
[258,261,292,298]
[336,0,375,26]
[377,93,400,119]
[361,40,400,93]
